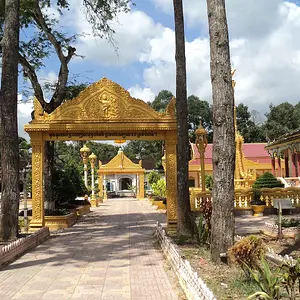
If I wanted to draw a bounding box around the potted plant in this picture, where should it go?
[251,189,266,216]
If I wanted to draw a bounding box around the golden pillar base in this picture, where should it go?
[167,219,177,233]
[90,198,99,207]
[104,191,107,200]
[29,221,45,232]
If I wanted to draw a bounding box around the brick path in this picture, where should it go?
[0,199,179,300]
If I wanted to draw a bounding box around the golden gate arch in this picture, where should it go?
[25,78,177,232]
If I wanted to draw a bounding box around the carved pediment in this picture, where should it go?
[33,78,176,123]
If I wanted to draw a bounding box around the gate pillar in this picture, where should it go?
[165,138,177,232]
[29,133,45,231]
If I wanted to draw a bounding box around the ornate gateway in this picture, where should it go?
[25,78,178,232]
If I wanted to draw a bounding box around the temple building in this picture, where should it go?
[265,129,300,186]
[188,142,273,188]
[98,149,145,198]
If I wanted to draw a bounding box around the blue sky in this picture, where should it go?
[18,0,300,137]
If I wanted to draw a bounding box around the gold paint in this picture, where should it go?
[26,78,178,232]
[165,138,177,231]
[29,134,45,230]
[189,186,300,211]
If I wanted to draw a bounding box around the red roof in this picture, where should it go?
[190,143,271,165]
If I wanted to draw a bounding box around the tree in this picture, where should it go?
[206,0,235,262]
[173,0,194,235]
[236,103,265,143]
[85,141,119,163]
[263,102,300,142]
[151,90,174,112]
[123,140,163,168]
[147,170,161,186]
[188,95,213,142]
[0,0,20,241]
[0,1,131,209]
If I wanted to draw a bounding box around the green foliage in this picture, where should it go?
[252,172,284,189]
[123,140,163,169]
[150,90,173,112]
[228,235,266,275]
[188,95,213,142]
[246,257,282,300]
[85,141,119,163]
[205,175,213,190]
[280,259,300,300]
[275,217,300,228]
[148,170,161,185]
[195,198,212,245]
[52,163,87,206]
[251,189,265,205]
[263,102,300,141]
[151,179,166,198]
[236,104,266,143]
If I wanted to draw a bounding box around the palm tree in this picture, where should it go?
[206,0,235,262]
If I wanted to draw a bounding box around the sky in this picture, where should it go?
[18,0,300,138]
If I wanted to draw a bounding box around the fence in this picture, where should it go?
[155,222,216,300]
[190,187,300,211]
[0,227,50,267]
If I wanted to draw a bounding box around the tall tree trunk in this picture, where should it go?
[44,141,55,210]
[0,0,20,241]
[173,0,194,235]
[206,0,235,262]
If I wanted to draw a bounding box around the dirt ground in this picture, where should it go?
[260,234,300,258]
[175,237,300,300]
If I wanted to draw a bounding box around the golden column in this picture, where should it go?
[165,138,177,233]
[89,152,99,207]
[30,133,45,231]
[98,160,104,202]
[195,122,208,192]
[138,172,145,199]
[80,144,91,188]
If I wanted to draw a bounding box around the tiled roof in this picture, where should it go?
[190,143,271,164]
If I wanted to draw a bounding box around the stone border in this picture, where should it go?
[0,227,50,267]
[155,222,216,300]
[263,222,300,239]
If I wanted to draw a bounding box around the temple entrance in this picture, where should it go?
[120,178,132,190]
[24,78,177,232]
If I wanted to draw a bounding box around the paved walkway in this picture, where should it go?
[0,199,179,300]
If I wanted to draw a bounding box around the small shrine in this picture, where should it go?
[98,150,145,199]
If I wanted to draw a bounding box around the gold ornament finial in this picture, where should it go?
[232,68,237,88]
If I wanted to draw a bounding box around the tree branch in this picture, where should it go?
[18,53,47,109]
[32,0,76,111]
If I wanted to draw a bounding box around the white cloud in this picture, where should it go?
[63,2,165,66]
[18,101,33,138]
[128,85,155,102]
[59,0,300,116]
[130,1,300,115]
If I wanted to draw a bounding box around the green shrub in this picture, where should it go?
[275,217,300,228]
[148,170,161,185]
[251,189,265,205]
[151,179,166,198]
[247,256,282,300]
[252,172,284,189]
[205,175,213,190]
[52,163,87,206]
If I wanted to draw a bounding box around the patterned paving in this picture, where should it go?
[0,199,179,300]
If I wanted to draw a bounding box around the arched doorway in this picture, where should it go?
[120,177,132,190]
[25,78,177,232]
